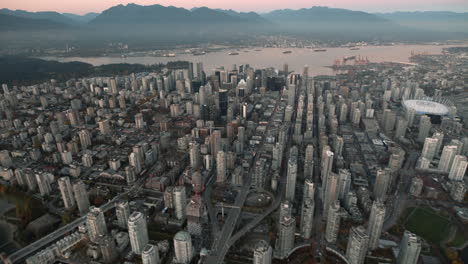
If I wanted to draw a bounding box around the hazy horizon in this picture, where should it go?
[1,0,468,15]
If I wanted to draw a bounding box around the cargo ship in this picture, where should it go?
[283,50,292,54]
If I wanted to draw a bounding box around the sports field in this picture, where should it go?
[404,207,451,243]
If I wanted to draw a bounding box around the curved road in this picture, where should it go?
[205,91,284,264]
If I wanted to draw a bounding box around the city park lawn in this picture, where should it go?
[404,207,452,244]
[447,230,468,248]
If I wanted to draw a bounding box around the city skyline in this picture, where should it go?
[1,0,468,15]
[1,43,467,264]
[0,0,467,262]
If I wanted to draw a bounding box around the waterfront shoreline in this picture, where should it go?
[37,44,465,76]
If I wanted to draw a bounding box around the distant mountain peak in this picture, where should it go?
[262,6,389,24]
[90,4,264,25]
[0,8,77,25]
[0,13,69,30]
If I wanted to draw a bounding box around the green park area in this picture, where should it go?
[0,184,45,226]
[447,231,468,248]
[404,207,451,243]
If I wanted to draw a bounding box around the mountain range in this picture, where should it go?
[2,4,466,30]
[0,8,98,25]
[375,11,468,22]
[0,4,466,44]
[0,13,69,31]
[264,6,388,24]
[90,4,256,25]
[375,11,468,33]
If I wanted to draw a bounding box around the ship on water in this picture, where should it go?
[228,52,239,55]
[314,49,327,52]
[283,50,292,54]
[350,47,360,50]
[193,51,206,56]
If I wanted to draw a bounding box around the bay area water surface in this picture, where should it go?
[40,44,457,75]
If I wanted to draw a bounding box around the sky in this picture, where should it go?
[1,0,468,15]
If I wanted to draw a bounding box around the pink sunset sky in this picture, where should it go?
[1,0,467,15]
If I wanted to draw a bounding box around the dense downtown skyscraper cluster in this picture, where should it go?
[0,40,467,264]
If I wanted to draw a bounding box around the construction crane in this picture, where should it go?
[354,55,369,65]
